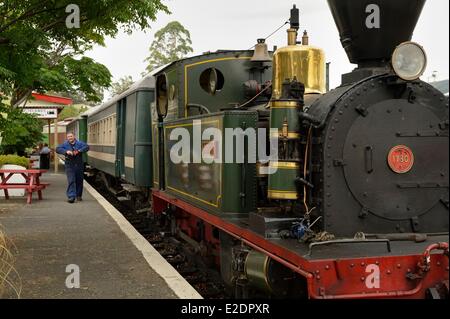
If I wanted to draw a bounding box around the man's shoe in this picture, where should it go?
[68,198,75,203]
[77,197,82,202]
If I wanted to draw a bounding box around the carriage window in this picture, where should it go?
[199,68,224,95]
[112,114,117,144]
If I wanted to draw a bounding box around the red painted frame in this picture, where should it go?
[152,189,449,299]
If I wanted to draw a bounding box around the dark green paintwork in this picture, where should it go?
[134,90,154,187]
[121,90,155,186]
[124,93,135,182]
[268,164,298,194]
[79,116,88,163]
[154,50,272,120]
[116,98,126,178]
[163,111,257,215]
[151,51,274,214]
[87,76,155,187]
[221,112,258,213]
[270,107,300,135]
[88,103,116,121]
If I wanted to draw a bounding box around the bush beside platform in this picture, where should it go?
[0,155,29,169]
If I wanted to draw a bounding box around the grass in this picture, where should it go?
[0,225,22,298]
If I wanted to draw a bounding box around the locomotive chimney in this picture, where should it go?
[327,0,426,66]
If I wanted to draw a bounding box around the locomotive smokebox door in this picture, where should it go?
[316,0,449,237]
[342,94,448,225]
[318,77,449,237]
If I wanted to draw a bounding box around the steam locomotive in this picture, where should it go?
[70,0,449,298]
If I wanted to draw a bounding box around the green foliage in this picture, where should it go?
[110,75,134,96]
[0,154,29,168]
[145,21,194,72]
[58,104,88,120]
[0,106,44,156]
[57,56,111,102]
[0,0,170,105]
[51,89,103,106]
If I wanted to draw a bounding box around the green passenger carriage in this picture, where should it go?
[87,76,155,187]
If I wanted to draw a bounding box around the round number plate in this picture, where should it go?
[387,145,414,174]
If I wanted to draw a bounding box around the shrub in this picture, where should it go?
[0,155,29,168]
[0,106,44,156]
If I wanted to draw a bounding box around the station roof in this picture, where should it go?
[20,93,73,109]
[31,93,73,106]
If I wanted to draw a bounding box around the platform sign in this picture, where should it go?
[22,108,58,119]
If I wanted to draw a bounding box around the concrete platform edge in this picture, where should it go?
[84,182,203,299]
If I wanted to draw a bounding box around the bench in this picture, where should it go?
[0,169,49,204]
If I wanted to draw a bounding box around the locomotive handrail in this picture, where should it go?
[364,232,449,243]
[407,242,449,281]
[306,238,391,257]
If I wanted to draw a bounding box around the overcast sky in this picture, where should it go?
[86,0,449,100]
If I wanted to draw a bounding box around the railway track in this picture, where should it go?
[86,177,226,299]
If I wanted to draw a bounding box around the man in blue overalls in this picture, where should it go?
[56,132,89,203]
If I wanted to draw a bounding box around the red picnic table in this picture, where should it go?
[0,169,49,204]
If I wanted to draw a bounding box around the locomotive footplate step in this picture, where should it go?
[0,173,200,298]
[222,214,449,260]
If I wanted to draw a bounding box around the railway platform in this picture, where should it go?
[0,172,201,299]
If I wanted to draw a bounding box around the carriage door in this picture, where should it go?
[116,98,126,178]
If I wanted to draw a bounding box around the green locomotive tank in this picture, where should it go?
[163,111,258,214]
[153,50,272,215]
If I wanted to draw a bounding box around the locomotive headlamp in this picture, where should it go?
[391,42,427,81]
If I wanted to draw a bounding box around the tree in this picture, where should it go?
[58,105,89,120]
[0,0,169,106]
[145,21,193,72]
[0,105,44,155]
[52,90,102,106]
[110,76,134,96]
